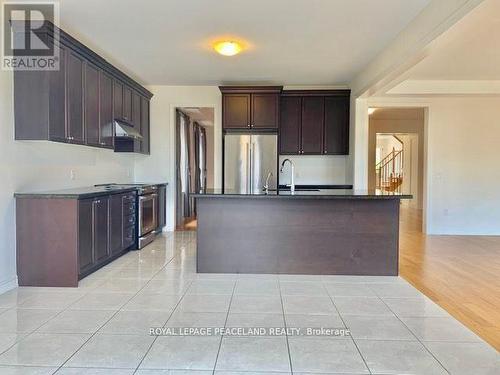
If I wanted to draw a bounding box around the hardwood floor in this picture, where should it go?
[399,206,500,350]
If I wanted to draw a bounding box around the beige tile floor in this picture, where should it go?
[0,231,498,374]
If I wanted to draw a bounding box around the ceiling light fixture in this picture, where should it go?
[213,41,242,56]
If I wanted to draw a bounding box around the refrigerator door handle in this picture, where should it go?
[246,141,250,193]
[249,141,253,193]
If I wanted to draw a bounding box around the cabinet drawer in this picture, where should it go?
[123,202,136,215]
[122,193,136,203]
[124,214,136,228]
[123,226,135,247]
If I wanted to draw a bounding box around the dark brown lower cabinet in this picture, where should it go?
[79,197,109,274]
[109,194,124,255]
[16,191,136,287]
[80,192,136,276]
[78,199,94,275]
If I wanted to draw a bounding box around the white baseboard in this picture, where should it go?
[0,277,18,295]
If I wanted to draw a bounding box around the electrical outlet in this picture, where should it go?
[70,170,76,180]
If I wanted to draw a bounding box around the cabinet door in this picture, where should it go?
[156,185,166,231]
[48,41,66,141]
[324,96,350,155]
[113,80,123,120]
[66,51,85,143]
[301,97,324,154]
[132,91,142,152]
[223,94,251,129]
[279,96,301,154]
[140,96,150,154]
[109,194,123,255]
[122,86,132,122]
[78,199,94,274]
[251,93,279,129]
[99,72,114,148]
[84,62,100,146]
[131,91,141,128]
[93,197,109,263]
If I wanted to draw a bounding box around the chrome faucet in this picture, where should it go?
[263,172,273,194]
[280,159,295,193]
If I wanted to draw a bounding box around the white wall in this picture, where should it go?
[0,70,136,294]
[134,86,222,231]
[365,96,500,235]
[278,156,348,186]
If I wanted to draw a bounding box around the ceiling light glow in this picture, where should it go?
[214,41,242,56]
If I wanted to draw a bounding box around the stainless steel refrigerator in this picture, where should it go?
[224,134,277,193]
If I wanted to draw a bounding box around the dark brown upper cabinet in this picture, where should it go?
[140,96,150,154]
[222,94,251,129]
[66,51,85,144]
[13,21,152,153]
[99,72,114,148]
[48,40,67,142]
[279,90,350,155]
[279,96,301,154]
[251,93,279,129]
[122,86,132,123]
[84,62,100,147]
[301,97,324,154]
[220,86,282,130]
[112,80,123,120]
[324,96,350,155]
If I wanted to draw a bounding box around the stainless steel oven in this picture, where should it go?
[137,185,158,248]
[139,193,157,236]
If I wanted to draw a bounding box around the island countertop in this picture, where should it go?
[193,188,412,200]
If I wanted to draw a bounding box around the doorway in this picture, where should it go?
[368,107,425,232]
[175,107,215,230]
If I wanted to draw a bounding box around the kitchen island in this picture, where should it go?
[193,189,411,276]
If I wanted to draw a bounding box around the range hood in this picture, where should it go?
[114,119,143,140]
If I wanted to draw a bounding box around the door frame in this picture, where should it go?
[170,104,219,231]
[366,99,431,233]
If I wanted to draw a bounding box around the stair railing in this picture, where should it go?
[376,147,404,192]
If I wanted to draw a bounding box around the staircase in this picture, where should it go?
[376,147,403,193]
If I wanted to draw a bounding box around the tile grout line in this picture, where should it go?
[324,280,372,375]
[132,278,195,374]
[51,234,186,374]
[211,275,237,375]
[0,285,101,359]
[277,277,294,375]
[377,293,452,375]
[133,235,197,374]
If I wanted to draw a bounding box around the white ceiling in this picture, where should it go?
[180,107,214,127]
[370,108,424,120]
[397,0,500,81]
[55,0,431,86]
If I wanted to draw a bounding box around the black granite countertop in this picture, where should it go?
[15,183,167,199]
[192,189,412,200]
